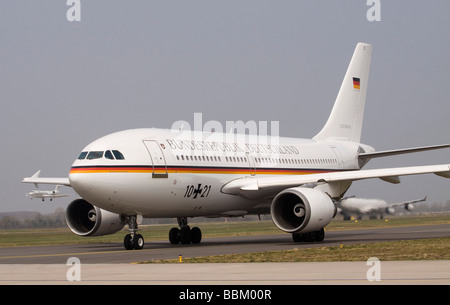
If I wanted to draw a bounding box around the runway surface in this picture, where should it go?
[0,224,449,285]
[0,224,449,264]
[2,261,450,285]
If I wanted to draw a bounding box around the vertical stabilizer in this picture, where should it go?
[314,43,372,142]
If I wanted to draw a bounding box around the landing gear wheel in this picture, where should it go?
[191,227,202,244]
[169,227,180,244]
[168,221,202,245]
[133,234,144,250]
[180,226,192,244]
[315,228,325,242]
[292,228,325,243]
[124,234,133,250]
[303,231,316,242]
[123,215,145,250]
[292,233,303,243]
[124,233,144,250]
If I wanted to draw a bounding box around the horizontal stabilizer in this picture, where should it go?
[359,144,450,161]
[22,170,71,187]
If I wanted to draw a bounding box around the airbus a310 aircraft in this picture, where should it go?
[23,43,450,250]
[336,196,427,220]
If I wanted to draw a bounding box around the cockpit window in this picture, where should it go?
[105,150,115,160]
[86,151,104,160]
[77,150,124,160]
[112,150,125,160]
[77,151,88,160]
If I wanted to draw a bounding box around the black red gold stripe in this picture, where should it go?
[353,77,360,89]
[70,165,337,175]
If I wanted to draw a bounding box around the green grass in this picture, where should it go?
[148,237,450,263]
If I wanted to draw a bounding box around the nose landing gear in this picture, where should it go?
[124,215,144,250]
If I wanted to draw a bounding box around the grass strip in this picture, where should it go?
[143,237,450,263]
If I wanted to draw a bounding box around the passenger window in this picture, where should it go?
[87,151,104,160]
[112,150,125,160]
[77,151,88,160]
[105,150,115,160]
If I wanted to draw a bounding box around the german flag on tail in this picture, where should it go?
[353,77,360,90]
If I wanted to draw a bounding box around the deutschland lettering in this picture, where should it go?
[166,139,298,155]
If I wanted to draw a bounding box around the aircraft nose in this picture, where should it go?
[69,169,93,197]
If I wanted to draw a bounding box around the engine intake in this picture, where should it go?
[271,187,336,234]
[66,199,125,236]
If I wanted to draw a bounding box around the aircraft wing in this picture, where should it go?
[385,196,427,209]
[42,193,70,199]
[22,170,71,187]
[221,164,450,198]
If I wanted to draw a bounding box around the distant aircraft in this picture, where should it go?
[26,171,69,201]
[336,196,427,220]
[23,43,450,250]
[27,185,69,201]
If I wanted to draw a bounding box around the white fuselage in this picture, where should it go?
[69,128,371,218]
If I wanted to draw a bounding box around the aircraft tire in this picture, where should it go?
[124,234,134,250]
[315,228,325,242]
[292,228,325,243]
[133,234,144,250]
[169,227,180,244]
[292,233,303,242]
[191,227,202,244]
[180,227,192,244]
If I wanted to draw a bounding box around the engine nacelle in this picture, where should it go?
[66,199,125,237]
[270,187,336,234]
[405,203,414,211]
[385,207,395,214]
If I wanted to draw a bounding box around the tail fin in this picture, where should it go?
[314,42,372,142]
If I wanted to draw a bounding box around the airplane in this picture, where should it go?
[336,196,427,220]
[25,171,69,201]
[26,185,69,201]
[23,42,450,250]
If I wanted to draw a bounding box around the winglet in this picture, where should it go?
[31,170,41,178]
[30,170,41,188]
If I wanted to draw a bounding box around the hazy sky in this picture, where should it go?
[1,1,449,213]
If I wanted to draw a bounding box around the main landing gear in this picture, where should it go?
[124,215,144,250]
[169,217,202,245]
[292,228,325,243]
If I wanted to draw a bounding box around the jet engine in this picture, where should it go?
[405,203,414,211]
[270,187,336,234]
[66,199,125,236]
[385,207,395,214]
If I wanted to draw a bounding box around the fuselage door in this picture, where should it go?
[246,152,256,176]
[330,146,344,170]
[143,140,168,178]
